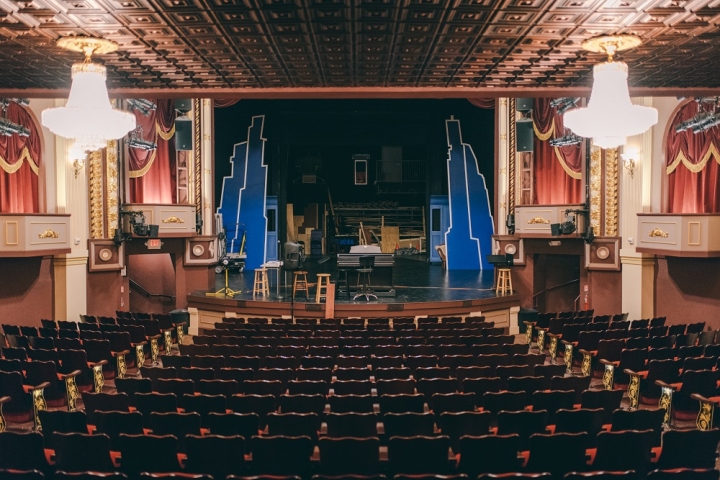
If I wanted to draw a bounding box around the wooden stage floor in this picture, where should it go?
[187,256,521,322]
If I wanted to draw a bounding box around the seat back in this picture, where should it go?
[387,435,451,475]
[118,434,181,475]
[52,432,114,472]
[656,428,720,470]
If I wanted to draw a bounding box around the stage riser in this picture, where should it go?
[188,294,520,334]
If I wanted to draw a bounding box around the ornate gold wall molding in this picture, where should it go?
[605,148,619,237]
[88,150,104,239]
[508,97,516,212]
[106,140,119,239]
[590,146,602,235]
[194,100,202,217]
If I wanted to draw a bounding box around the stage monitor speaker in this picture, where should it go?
[516,98,534,112]
[175,99,192,113]
[516,120,534,152]
[175,117,193,151]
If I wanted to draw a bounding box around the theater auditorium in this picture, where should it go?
[0,2,719,479]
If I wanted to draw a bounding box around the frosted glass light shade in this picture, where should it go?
[42,62,135,152]
[564,61,657,149]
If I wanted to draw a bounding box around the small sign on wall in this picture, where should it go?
[145,239,162,250]
[353,154,369,185]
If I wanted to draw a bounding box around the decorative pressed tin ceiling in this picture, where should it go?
[0,0,719,94]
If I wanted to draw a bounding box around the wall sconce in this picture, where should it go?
[621,147,638,178]
[69,143,86,179]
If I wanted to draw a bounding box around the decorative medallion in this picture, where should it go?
[164,330,173,352]
[697,400,714,431]
[135,344,145,368]
[537,329,545,354]
[116,353,127,379]
[504,244,517,255]
[564,343,573,374]
[596,246,610,260]
[162,216,185,224]
[38,229,59,239]
[649,228,669,238]
[659,387,673,427]
[93,364,104,393]
[603,364,614,390]
[177,325,185,345]
[32,388,47,431]
[581,352,592,377]
[627,374,640,410]
[527,217,550,224]
[192,244,205,257]
[98,248,113,261]
[65,375,80,412]
[549,336,558,363]
[151,338,159,363]
[525,323,533,346]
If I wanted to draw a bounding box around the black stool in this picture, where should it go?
[336,268,351,299]
[353,255,377,301]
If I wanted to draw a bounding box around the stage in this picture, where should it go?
[186,256,521,333]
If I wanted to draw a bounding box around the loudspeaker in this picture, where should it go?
[175,117,193,151]
[175,99,192,113]
[550,223,561,236]
[149,225,159,238]
[516,120,534,152]
[516,98,534,112]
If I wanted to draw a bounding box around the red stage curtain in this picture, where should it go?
[0,104,42,213]
[532,98,583,205]
[666,101,720,213]
[128,99,177,204]
[467,98,495,109]
[215,99,240,108]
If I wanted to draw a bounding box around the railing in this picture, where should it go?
[376,160,425,183]
[532,278,580,310]
[129,278,175,302]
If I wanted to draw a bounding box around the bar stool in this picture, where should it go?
[496,268,513,295]
[353,256,377,301]
[293,271,310,298]
[316,274,331,303]
[253,268,269,296]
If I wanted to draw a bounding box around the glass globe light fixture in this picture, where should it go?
[563,35,657,149]
[42,37,135,152]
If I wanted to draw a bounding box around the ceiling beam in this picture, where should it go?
[1,86,717,100]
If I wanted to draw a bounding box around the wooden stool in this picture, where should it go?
[293,271,310,298]
[316,274,331,303]
[496,268,513,295]
[253,268,269,296]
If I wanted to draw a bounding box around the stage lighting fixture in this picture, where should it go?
[550,97,577,108]
[121,210,159,238]
[692,113,720,133]
[127,98,157,116]
[0,98,30,108]
[127,126,157,151]
[549,133,583,147]
[0,118,29,137]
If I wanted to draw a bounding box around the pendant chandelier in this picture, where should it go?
[563,35,657,150]
[42,37,136,152]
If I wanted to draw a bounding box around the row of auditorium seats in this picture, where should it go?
[1,469,718,480]
[0,428,718,479]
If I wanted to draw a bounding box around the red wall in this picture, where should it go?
[655,256,720,328]
[87,241,215,317]
[508,238,622,315]
[0,256,54,325]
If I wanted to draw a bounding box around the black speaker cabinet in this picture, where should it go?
[516,98,534,112]
[175,117,193,151]
[516,120,534,152]
[175,99,192,113]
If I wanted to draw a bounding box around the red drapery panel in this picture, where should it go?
[532,98,583,205]
[467,98,496,109]
[128,99,177,204]
[0,104,42,213]
[666,101,720,213]
[214,99,240,108]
